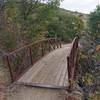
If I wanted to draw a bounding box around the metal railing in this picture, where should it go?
[4,38,61,82]
[67,36,79,90]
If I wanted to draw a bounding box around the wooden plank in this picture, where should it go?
[39,48,66,85]
[15,82,68,90]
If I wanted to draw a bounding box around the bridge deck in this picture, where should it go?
[17,44,71,87]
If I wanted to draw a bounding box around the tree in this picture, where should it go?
[0,0,83,51]
[88,5,100,37]
[48,11,84,41]
[0,0,62,51]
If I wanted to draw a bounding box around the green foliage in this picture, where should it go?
[95,52,100,60]
[89,91,100,100]
[0,30,17,51]
[84,73,94,86]
[0,0,84,51]
[48,11,84,41]
[88,5,100,37]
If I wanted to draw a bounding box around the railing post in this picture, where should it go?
[67,57,72,92]
[56,39,59,48]
[67,57,70,79]
[41,42,44,56]
[59,40,61,48]
[48,39,51,52]
[5,55,14,82]
[28,46,33,65]
[53,39,56,49]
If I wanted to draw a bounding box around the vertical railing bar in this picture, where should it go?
[5,55,14,82]
[28,45,33,65]
[48,39,51,52]
[67,56,71,80]
[41,42,44,56]
[53,39,55,49]
[67,56,72,91]
[56,38,58,48]
[60,39,61,48]
[55,38,57,49]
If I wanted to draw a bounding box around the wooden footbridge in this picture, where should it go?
[5,37,79,100]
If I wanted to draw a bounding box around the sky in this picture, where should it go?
[60,0,100,14]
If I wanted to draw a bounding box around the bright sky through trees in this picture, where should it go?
[60,0,100,14]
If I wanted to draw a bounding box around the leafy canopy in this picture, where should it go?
[88,5,100,37]
[0,0,84,51]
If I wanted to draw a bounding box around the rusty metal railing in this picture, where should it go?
[67,36,79,91]
[4,38,61,82]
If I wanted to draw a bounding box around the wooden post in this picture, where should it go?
[5,55,14,82]
[28,46,33,65]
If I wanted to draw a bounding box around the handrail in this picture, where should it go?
[67,36,79,91]
[67,37,78,57]
[4,38,58,56]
